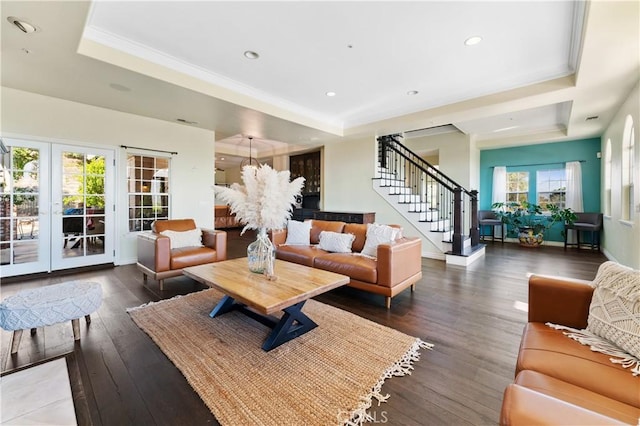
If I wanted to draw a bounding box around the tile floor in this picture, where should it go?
[1,357,77,425]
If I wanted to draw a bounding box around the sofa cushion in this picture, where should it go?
[516,323,640,408]
[344,223,367,253]
[161,228,203,249]
[501,383,630,426]
[284,220,311,245]
[361,223,401,258]
[314,253,377,284]
[275,245,328,267]
[587,261,640,360]
[318,231,355,253]
[170,246,217,269]
[513,370,640,424]
[309,220,346,244]
[153,218,196,233]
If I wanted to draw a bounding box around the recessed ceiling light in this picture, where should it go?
[109,83,131,92]
[7,17,37,34]
[244,50,259,59]
[407,90,419,96]
[220,157,225,161]
[464,36,483,46]
[325,91,336,97]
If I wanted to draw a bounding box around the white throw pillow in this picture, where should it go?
[284,220,311,245]
[361,223,400,258]
[160,228,203,249]
[318,231,355,253]
[587,261,640,359]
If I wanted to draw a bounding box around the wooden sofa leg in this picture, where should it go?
[385,297,391,309]
[10,330,23,354]
[411,284,416,292]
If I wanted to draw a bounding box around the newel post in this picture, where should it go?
[452,187,463,255]
[470,190,479,247]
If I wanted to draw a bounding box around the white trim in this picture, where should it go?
[619,219,634,227]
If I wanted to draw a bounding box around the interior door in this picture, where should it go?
[51,144,114,270]
[0,139,51,277]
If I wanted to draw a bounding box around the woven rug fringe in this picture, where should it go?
[546,323,640,376]
[126,294,186,312]
[344,339,434,426]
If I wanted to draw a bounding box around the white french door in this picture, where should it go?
[51,144,114,270]
[0,139,115,277]
[0,139,51,276]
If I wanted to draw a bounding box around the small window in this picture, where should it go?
[537,169,567,210]
[506,171,529,203]
[127,154,170,232]
[604,139,612,216]
[622,115,635,221]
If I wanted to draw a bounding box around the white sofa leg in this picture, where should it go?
[385,297,391,309]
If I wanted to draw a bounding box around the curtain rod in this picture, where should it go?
[120,145,177,155]
[490,159,585,168]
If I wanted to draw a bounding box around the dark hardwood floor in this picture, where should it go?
[1,231,607,425]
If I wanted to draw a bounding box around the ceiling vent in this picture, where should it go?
[585,116,599,121]
[404,124,462,138]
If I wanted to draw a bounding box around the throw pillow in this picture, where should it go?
[318,231,355,253]
[160,228,203,249]
[587,261,640,360]
[361,223,401,258]
[284,220,311,245]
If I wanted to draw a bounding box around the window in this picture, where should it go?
[506,171,529,203]
[622,115,635,221]
[604,139,612,216]
[127,154,170,232]
[537,169,567,210]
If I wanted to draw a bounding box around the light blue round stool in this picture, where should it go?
[0,281,102,354]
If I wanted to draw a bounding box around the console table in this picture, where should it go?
[313,211,375,224]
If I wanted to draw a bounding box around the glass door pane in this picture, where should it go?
[0,139,50,277]
[51,145,113,270]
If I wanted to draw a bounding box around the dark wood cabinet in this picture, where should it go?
[290,151,320,196]
[313,211,375,224]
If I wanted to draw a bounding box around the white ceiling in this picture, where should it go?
[2,1,639,168]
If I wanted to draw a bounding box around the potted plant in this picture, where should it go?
[491,201,577,247]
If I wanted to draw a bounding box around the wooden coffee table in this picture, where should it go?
[183,258,349,351]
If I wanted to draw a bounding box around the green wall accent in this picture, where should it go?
[479,138,601,242]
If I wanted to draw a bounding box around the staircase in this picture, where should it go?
[373,135,485,265]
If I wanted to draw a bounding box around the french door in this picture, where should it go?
[0,139,114,277]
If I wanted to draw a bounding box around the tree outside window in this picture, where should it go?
[506,172,529,203]
[537,169,566,210]
[127,154,170,232]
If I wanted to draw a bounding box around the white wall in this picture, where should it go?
[405,132,476,189]
[1,87,216,265]
[601,81,640,269]
[323,136,442,257]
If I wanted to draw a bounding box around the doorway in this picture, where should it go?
[0,138,115,277]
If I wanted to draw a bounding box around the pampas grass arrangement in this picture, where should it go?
[214,164,305,234]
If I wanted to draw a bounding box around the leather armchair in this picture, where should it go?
[136,219,227,290]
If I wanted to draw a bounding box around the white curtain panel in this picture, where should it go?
[492,166,507,205]
[492,166,507,238]
[565,161,584,244]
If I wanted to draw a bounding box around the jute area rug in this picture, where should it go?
[129,289,433,426]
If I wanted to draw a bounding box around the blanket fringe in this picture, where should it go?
[342,339,434,426]
[546,323,640,376]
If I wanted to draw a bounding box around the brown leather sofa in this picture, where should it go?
[500,274,640,425]
[270,220,422,308]
[214,205,241,229]
[137,219,227,290]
